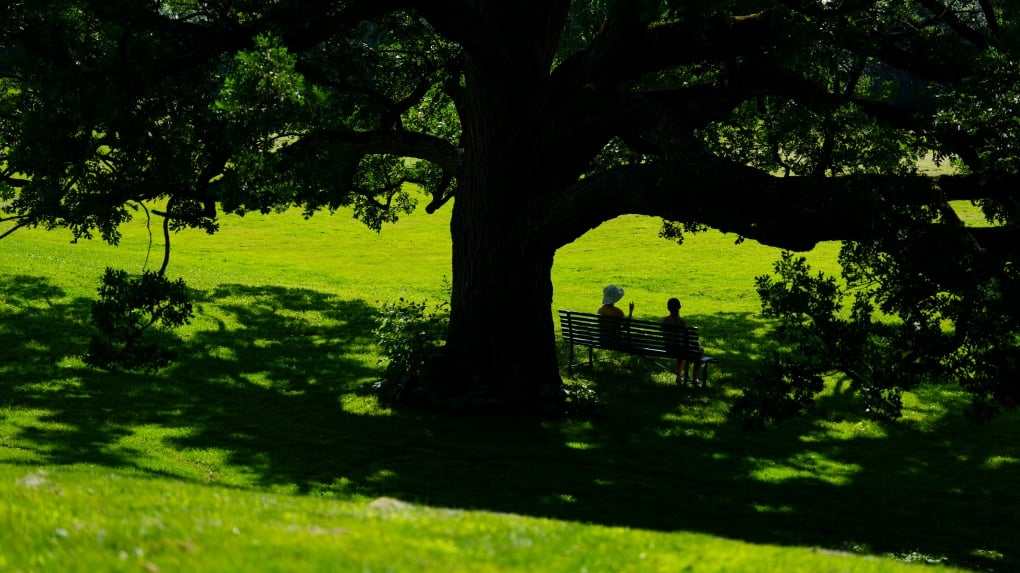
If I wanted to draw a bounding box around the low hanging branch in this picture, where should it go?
[149,195,179,276]
[159,197,174,276]
[84,196,192,372]
[0,217,30,240]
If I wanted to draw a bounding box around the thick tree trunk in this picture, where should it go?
[431,41,567,415]
[438,204,564,415]
[436,122,565,414]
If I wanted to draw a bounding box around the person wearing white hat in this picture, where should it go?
[597,284,633,318]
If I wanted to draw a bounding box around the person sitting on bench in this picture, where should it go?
[598,284,633,318]
[662,297,705,385]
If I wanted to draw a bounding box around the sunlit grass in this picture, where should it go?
[1,199,1016,572]
[3,465,954,573]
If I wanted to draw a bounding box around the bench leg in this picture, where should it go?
[568,343,575,376]
[684,359,708,386]
[698,358,716,385]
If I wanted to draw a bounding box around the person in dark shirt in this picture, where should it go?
[663,297,704,385]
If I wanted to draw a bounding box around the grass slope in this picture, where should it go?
[0,202,1016,572]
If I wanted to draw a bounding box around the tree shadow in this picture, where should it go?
[2,276,1016,572]
[0,276,93,387]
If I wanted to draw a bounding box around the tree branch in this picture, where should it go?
[777,0,883,17]
[420,171,455,213]
[543,153,1020,255]
[915,0,991,48]
[281,129,460,175]
[417,0,571,75]
[0,219,29,240]
[550,11,776,93]
[978,0,1001,35]
[3,174,30,186]
[381,73,438,130]
[968,226,1020,254]
[63,0,415,85]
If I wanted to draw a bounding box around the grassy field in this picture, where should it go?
[1,200,1016,572]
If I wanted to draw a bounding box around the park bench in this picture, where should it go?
[558,310,718,383]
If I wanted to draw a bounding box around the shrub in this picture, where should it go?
[562,381,603,417]
[372,296,450,404]
[84,268,193,372]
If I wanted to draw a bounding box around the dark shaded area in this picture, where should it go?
[1,275,1016,572]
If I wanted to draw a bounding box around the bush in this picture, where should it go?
[84,268,193,372]
[562,381,603,417]
[372,296,450,404]
[731,357,825,431]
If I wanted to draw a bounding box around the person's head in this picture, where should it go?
[667,297,681,314]
[602,284,625,306]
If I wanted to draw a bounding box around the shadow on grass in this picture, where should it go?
[1,275,1016,572]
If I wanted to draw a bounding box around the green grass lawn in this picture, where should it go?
[1,200,1016,572]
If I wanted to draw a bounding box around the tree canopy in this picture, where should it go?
[2,1,1018,418]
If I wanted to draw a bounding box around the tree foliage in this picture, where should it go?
[2,1,1018,417]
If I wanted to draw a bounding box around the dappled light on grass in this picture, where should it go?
[1,260,1017,571]
[747,453,862,487]
[802,421,888,441]
[340,393,390,415]
[751,502,794,515]
[983,455,1019,470]
[899,384,974,430]
[564,441,597,451]
[562,324,1017,570]
[115,424,239,484]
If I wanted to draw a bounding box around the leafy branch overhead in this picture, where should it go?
[1,1,1018,415]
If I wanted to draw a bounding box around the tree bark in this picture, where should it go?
[439,118,564,414]
[432,24,568,414]
[440,202,564,415]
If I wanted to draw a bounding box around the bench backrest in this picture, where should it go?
[558,310,701,358]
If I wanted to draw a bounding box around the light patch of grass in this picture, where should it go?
[748,452,862,486]
[3,465,959,573]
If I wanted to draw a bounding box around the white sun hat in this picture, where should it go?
[602,284,624,305]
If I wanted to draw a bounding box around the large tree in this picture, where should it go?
[2,1,1018,415]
